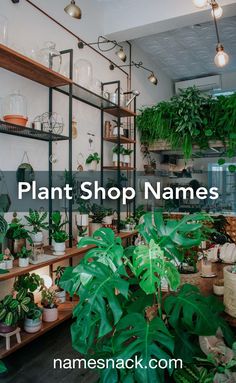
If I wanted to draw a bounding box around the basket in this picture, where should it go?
[223,266,236,318]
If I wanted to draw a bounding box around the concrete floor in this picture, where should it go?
[1,320,98,383]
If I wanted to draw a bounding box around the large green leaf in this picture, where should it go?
[113,313,174,383]
[0,361,7,374]
[71,261,129,353]
[138,212,212,262]
[164,284,225,336]
[132,240,180,294]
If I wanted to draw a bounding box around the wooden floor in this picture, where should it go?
[1,319,98,383]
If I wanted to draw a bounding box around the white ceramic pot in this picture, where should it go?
[125,224,131,231]
[88,160,98,171]
[31,231,43,244]
[76,213,89,226]
[124,155,131,165]
[19,257,29,268]
[0,261,6,270]
[4,259,13,269]
[24,318,42,333]
[224,267,236,317]
[43,307,58,322]
[113,153,124,166]
[54,242,66,255]
[89,223,102,235]
[56,290,66,303]
[103,215,113,225]
[213,284,224,296]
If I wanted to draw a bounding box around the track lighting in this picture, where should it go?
[78,36,127,64]
[64,0,82,20]
[109,61,158,86]
[214,43,229,67]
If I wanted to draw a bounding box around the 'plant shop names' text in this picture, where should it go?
[18,181,219,205]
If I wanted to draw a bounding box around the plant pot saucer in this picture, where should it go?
[200,273,217,278]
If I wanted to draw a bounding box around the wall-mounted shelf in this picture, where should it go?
[0,44,72,88]
[104,107,137,118]
[104,136,136,144]
[0,120,69,142]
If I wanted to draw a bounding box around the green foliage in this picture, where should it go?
[54,266,66,287]
[0,291,31,326]
[174,364,214,383]
[0,361,7,374]
[0,215,8,241]
[86,152,100,164]
[137,87,236,161]
[50,211,68,234]
[77,198,91,214]
[17,246,32,259]
[41,288,58,308]
[112,145,124,154]
[52,230,68,243]
[6,219,31,241]
[14,273,44,294]
[24,209,48,233]
[122,147,133,155]
[26,302,42,320]
[89,203,108,223]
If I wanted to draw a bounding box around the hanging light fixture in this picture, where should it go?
[64,0,82,19]
[193,0,229,68]
[78,36,127,63]
[110,61,158,86]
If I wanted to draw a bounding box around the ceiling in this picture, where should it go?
[133,16,236,81]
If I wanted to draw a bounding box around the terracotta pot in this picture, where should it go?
[43,307,58,322]
[3,114,28,127]
[0,322,16,333]
[24,318,42,333]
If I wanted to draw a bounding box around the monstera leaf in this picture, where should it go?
[78,228,125,271]
[71,261,129,354]
[164,284,225,336]
[113,313,174,383]
[139,212,211,262]
[132,240,180,294]
[0,361,7,374]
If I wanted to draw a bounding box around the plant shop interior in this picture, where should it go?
[1,0,236,382]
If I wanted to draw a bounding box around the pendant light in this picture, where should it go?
[193,0,208,8]
[116,48,127,63]
[211,1,223,18]
[148,73,158,86]
[78,36,127,63]
[110,61,158,86]
[64,1,82,19]
[214,43,229,67]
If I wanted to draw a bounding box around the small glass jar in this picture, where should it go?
[3,90,27,117]
[0,15,8,45]
[74,59,93,88]
[37,41,62,72]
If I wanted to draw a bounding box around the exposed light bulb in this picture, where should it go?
[148,73,158,86]
[64,0,82,19]
[214,44,229,67]
[193,0,208,8]
[116,48,127,63]
[211,4,223,18]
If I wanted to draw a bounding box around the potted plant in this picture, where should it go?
[77,225,87,245]
[85,152,100,171]
[50,211,68,252]
[112,145,124,167]
[14,272,44,302]
[0,253,6,271]
[103,208,114,226]
[24,209,48,244]
[54,266,66,303]
[224,265,236,317]
[142,145,156,174]
[213,279,224,296]
[52,230,68,255]
[76,198,90,227]
[3,248,14,269]
[112,120,124,137]
[41,287,59,322]
[123,147,133,167]
[24,302,42,333]
[6,213,31,255]
[125,216,136,231]
[17,246,32,268]
[89,203,107,235]
[0,291,31,333]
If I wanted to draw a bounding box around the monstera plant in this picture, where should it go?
[60,212,233,383]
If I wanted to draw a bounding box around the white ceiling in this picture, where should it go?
[133,16,236,81]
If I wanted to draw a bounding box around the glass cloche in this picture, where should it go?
[37,41,62,72]
[0,15,8,45]
[3,90,27,117]
[74,59,93,88]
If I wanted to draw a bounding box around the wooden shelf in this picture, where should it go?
[0,232,137,282]
[104,107,137,118]
[104,136,136,144]
[0,301,76,359]
[104,166,135,171]
[0,44,72,88]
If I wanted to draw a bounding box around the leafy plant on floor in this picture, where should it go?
[59,212,233,383]
[24,209,48,234]
[137,87,236,162]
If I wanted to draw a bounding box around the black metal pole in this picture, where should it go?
[48,88,53,246]
[133,97,137,216]
[68,49,73,248]
[101,82,104,205]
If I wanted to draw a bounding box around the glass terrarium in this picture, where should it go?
[3,90,28,126]
[74,58,93,88]
[37,41,62,72]
[0,15,8,45]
